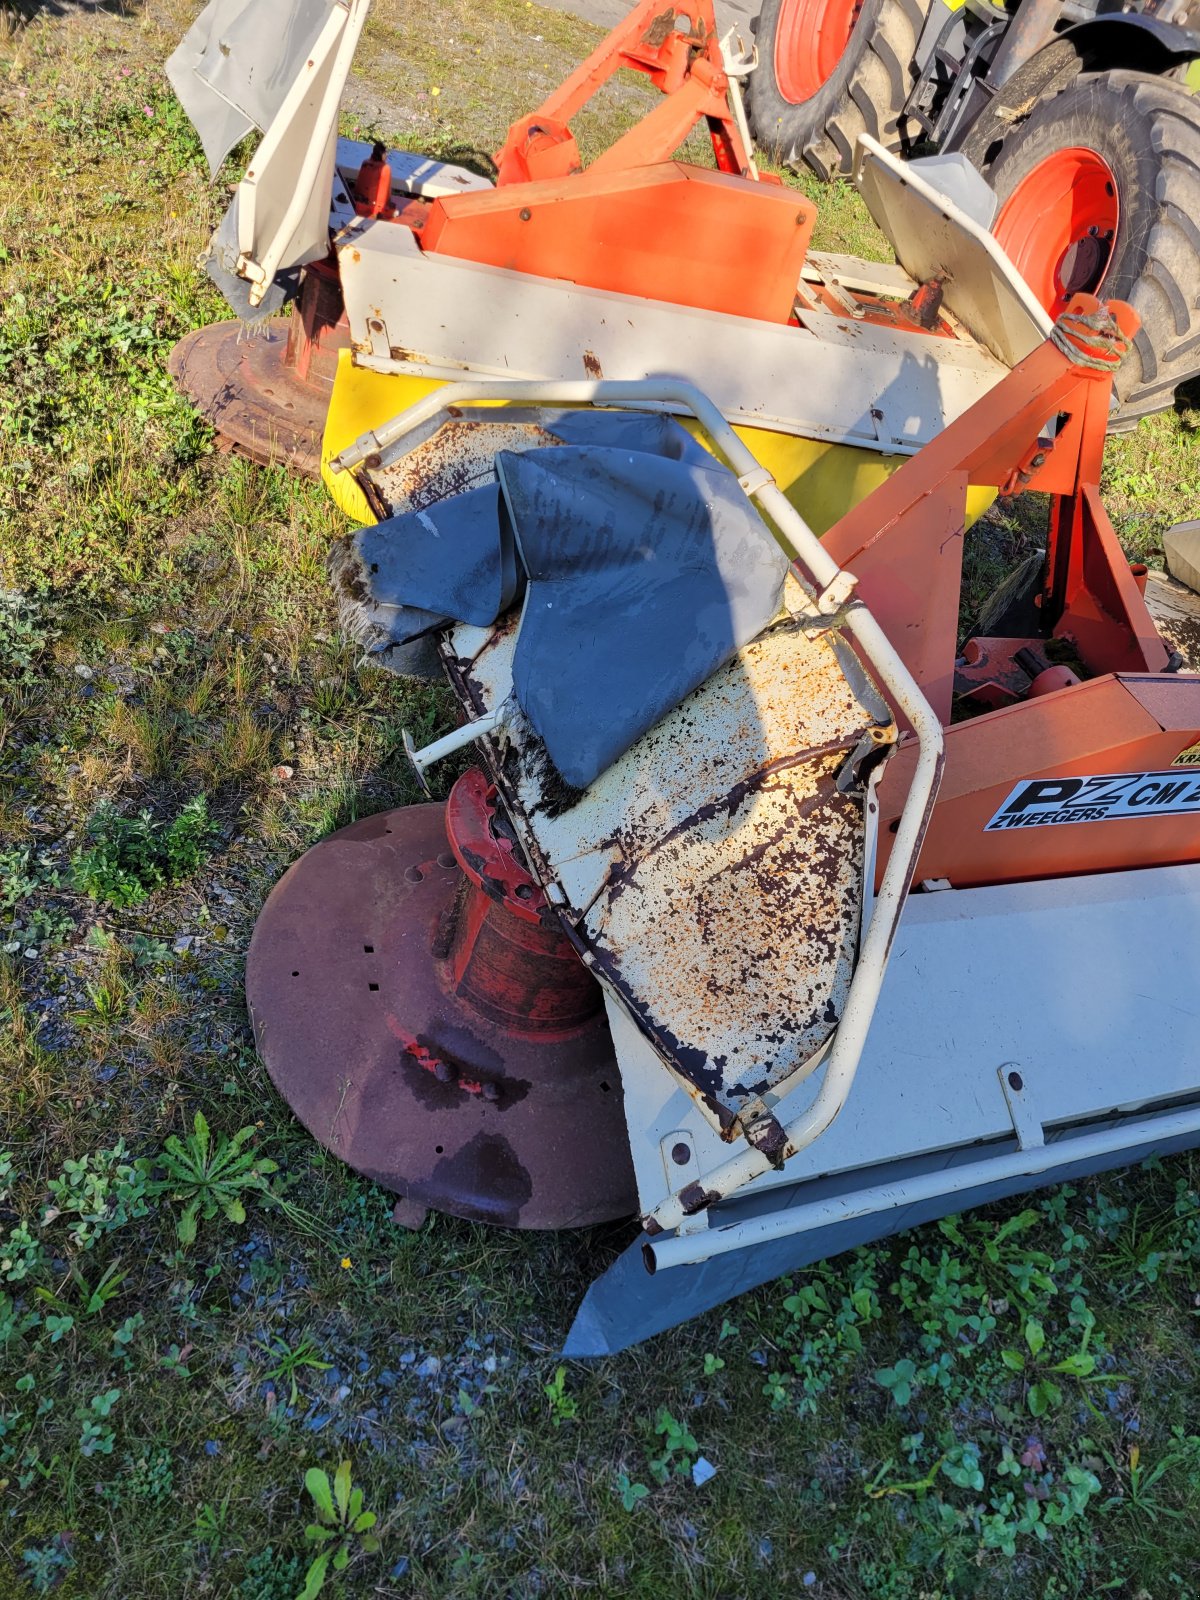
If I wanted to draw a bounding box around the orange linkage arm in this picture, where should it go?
[492,0,753,183]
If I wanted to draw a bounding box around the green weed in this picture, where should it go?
[543,1363,578,1427]
[0,589,56,685]
[299,1459,382,1597]
[150,1112,278,1246]
[261,1334,334,1408]
[72,793,217,906]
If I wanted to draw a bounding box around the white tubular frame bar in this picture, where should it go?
[643,1099,1200,1272]
[331,378,945,1232]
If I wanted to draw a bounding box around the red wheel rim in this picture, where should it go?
[994,146,1120,318]
[773,0,864,103]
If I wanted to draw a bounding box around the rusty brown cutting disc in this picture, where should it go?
[245,802,637,1229]
[168,319,331,478]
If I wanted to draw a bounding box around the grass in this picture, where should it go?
[1,2,1200,1597]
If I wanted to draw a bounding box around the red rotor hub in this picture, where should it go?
[443,768,601,1035]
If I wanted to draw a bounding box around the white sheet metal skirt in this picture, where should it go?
[562,863,1200,1353]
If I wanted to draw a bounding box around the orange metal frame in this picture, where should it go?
[492,0,753,183]
[410,0,821,324]
[420,162,814,325]
[820,297,1200,889]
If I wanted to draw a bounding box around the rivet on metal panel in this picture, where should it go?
[999,1062,1044,1151]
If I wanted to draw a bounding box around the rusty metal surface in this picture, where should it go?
[246,802,636,1228]
[442,572,888,1133]
[168,319,335,477]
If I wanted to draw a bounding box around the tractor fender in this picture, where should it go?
[1058,13,1200,72]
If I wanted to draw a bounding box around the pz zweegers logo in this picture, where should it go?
[985,771,1200,831]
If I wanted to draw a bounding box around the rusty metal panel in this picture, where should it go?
[444,574,890,1131]
[246,802,636,1229]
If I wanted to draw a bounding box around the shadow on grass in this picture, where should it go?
[2,0,142,29]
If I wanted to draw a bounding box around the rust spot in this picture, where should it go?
[679,1181,720,1216]
[428,1133,533,1226]
[747,1114,789,1167]
[642,6,678,47]
[582,349,603,380]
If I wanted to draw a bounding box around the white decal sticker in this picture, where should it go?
[986,771,1200,831]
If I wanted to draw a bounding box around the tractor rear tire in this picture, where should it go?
[748,0,925,180]
[984,70,1200,425]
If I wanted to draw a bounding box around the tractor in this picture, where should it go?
[749,0,1200,424]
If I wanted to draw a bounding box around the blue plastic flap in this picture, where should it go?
[498,445,788,790]
[354,485,521,634]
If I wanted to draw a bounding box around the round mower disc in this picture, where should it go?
[245,803,637,1229]
[168,319,330,478]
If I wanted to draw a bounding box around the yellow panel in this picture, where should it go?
[321,352,995,535]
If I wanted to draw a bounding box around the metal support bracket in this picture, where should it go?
[403,707,508,794]
[737,465,775,496]
[817,570,859,613]
[999,1062,1044,1150]
[659,1132,709,1235]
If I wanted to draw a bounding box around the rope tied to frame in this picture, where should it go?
[1050,305,1132,372]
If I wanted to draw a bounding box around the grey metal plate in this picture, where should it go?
[564,861,1200,1353]
[614,863,1200,1211]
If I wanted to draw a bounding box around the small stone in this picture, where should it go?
[416,1355,441,1379]
[203,1440,221,1457]
[172,934,193,954]
[271,764,294,782]
[803,1574,816,1587]
[1165,520,1200,593]
[73,663,93,680]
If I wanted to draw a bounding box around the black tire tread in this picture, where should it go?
[750,0,926,181]
[986,68,1200,422]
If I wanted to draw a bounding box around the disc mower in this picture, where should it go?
[749,0,1200,424]
[167,3,1200,1352]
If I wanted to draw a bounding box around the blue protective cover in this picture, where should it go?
[354,412,787,786]
[498,444,788,790]
[354,486,520,638]
[353,414,713,649]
